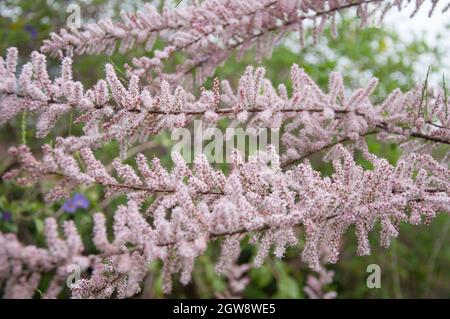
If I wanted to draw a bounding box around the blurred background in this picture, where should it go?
[0,0,449,298]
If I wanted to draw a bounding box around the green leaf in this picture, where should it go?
[275,275,301,299]
[250,265,273,287]
[34,218,44,235]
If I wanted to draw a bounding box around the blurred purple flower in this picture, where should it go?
[1,211,12,222]
[73,193,89,210]
[24,24,38,40]
[62,199,77,214]
[63,193,89,213]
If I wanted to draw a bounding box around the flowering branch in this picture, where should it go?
[1,142,448,298]
[1,0,449,300]
[1,49,448,160]
[40,1,450,88]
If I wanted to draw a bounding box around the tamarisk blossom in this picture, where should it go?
[128,0,450,88]
[0,218,90,298]
[303,269,337,299]
[40,0,450,88]
[0,0,449,300]
[0,49,91,138]
[1,144,448,298]
[1,50,448,159]
[216,257,251,299]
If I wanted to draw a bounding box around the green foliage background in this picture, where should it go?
[0,0,449,298]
